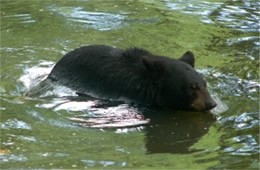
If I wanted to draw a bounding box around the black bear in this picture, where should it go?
[47,45,216,112]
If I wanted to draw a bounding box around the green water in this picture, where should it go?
[1,0,259,169]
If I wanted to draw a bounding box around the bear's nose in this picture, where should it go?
[205,100,217,110]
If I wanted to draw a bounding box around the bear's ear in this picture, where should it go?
[142,56,165,75]
[179,51,195,68]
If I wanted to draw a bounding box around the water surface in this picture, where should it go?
[1,0,259,169]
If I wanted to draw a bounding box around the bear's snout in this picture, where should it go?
[205,99,217,111]
[191,88,217,112]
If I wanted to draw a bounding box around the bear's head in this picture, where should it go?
[143,51,217,112]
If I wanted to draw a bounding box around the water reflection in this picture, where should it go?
[38,94,216,154]
[61,101,150,128]
[143,110,215,154]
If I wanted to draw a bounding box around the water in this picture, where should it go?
[1,0,259,169]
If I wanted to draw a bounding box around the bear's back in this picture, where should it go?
[47,45,153,101]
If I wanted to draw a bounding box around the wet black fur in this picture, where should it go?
[47,45,204,110]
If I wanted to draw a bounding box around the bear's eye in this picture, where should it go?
[191,83,198,90]
[203,81,207,88]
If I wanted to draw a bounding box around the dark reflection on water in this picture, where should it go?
[53,93,217,154]
[143,110,216,154]
[39,92,217,154]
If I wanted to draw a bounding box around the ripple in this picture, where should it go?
[49,5,126,31]
[19,62,53,90]
[220,112,259,131]
[210,94,228,115]
[217,110,259,159]
[226,36,260,46]
[1,119,31,130]
[81,159,127,167]
[200,69,260,100]
[166,0,223,24]
[0,154,28,163]
[224,134,259,156]
[3,13,36,24]
[234,112,259,130]
[216,2,260,32]
[165,0,260,32]
[17,135,37,142]
[219,112,259,131]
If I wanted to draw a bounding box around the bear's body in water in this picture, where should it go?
[45,45,216,112]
